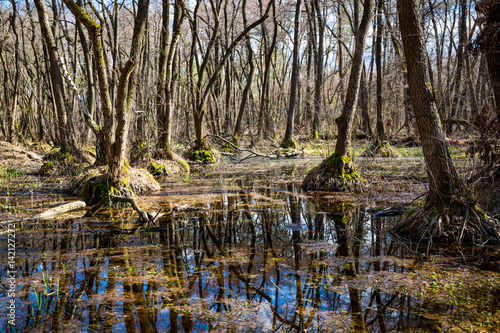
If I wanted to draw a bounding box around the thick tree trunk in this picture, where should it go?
[397,0,462,208]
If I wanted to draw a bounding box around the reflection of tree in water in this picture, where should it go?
[9,186,476,332]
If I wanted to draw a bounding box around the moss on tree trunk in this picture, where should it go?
[302,153,363,192]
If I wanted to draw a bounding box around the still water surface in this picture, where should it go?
[1,165,499,332]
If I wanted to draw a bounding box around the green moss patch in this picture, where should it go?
[148,161,168,176]
[280,135,297,149]
[191,149,220,164]
[302,153,364,192]
[69,166,160,198]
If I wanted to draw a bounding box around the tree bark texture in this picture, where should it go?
[397,0,462,208]
[334,0,374,157]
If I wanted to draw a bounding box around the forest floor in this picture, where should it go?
[1,138,499,332]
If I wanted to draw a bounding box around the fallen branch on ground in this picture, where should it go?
[206,134,301,161]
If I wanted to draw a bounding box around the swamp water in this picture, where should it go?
[1,158,499,332]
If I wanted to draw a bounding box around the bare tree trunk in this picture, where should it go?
[397,0,461,208]
[158,0,185,154]
[312,0,324,139]
[447,0,467,133]
[280,0,302,149]
[109,0,149,184]
[232,0,256,144]
[334,0,374,157]
[1,40,13,143]
[375,0,385,141]
[62,0,114,164]
[302,0,374,192]
[257,0,277,141]
[359,67,373,138]
[34,0,70,151]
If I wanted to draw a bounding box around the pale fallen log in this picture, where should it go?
[0,200,87,225]
[34,201,87,219]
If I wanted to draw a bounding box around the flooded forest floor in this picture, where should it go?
[0,139,499,332]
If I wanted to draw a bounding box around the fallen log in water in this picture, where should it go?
[0,201,86,225]
[34,201,87,219]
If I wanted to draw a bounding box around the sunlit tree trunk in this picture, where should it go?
[334,0,374,157]
[157,0,185,154]
[257,0,277,141]
[34,0,70,151]
[233,0,256,144]
[302,0,374,192]
[62,0,148,185]
[281,0,302,149]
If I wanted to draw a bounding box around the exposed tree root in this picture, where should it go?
[81,172,155,224]
[85,185,155,224]
[301,153,365,192]
[392,195,500,245]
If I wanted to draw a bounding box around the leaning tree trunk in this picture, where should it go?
[394,0,500,245]
[333,0,373,158]
[397,0,461,208]
[302,0,374,192]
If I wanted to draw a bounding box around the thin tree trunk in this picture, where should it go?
[334,0,374,157]
[232,0,255,143]
[281,0,302,148]
[34,0,70,151]
[447,0,467,133]
[257,0,277,141]
[312,0,324,139]
[375,0,385,141]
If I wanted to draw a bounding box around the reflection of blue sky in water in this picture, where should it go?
[2,171,498,332]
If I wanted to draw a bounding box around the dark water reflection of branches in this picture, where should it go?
[1,181,498,332]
